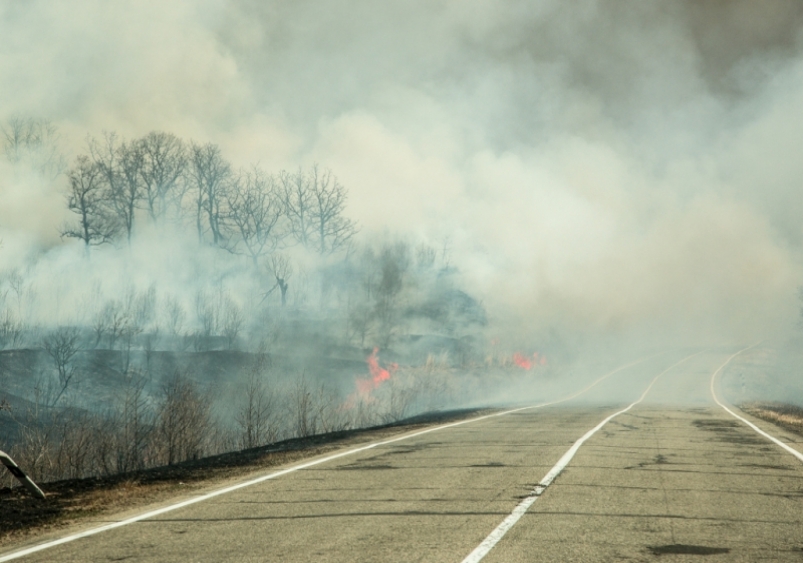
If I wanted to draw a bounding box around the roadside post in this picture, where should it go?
[0,450,46,499]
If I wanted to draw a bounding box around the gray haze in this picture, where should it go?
[2,0,803,348]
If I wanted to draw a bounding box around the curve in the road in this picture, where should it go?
[711,346,803,464]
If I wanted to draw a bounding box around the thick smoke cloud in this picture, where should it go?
[2,0,802,347]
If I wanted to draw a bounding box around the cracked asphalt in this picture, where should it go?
[3,350,802,562]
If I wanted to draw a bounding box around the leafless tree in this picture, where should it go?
[269,254,293,306]
[87,133,146,245]
[131,285,157,329]
[164,295,186,338]
[138,132,187,223]
[42,327,81,405]
[308,165,358,254]
[235,352,277,449]
[291,373,317,438]
[195,290,219,338]
[187,142,232,245]
[375,242,409,347]
[119,321,143,375]
[61,156,119,249]
[1,116,66,179]
[52,409,96,480]
[278,168,314,248]
[225,167,285,265]
[312,384,348,433]
[347,298,373,348]
[0,310,24,349]
[143,329,160,376]
[93,300,129,349]
[280,165,357,254]
[222,297,243,350]
[156,371,211,465]
[347,242,409,348]
[114,374,153,473]
[110,140,145,245]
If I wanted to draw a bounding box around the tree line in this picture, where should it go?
[62,131,358,260]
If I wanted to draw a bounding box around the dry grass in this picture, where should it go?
[740,402,803,436]
[0,408,486,548]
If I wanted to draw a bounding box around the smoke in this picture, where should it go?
[2,0,803,348]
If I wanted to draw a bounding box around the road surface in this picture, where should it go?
[3,349,803,562]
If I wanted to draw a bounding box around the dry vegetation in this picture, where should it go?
[0,407,487,546]
[740,402,803,436]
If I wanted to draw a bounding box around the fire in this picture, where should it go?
[355,347,397,399]
[512,352,547,370]
[512,352,532,369]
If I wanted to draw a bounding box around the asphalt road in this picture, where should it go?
[3,349,803,562]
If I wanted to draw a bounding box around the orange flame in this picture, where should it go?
[512,352,547,370]
[355,347,397,399]
[513,352,532,369]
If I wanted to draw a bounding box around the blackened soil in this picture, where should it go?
[648,544,730,555]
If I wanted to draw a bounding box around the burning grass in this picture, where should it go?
[0,407,487,548]
[740,402,803,436]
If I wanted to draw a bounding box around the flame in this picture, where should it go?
[512,352,547,370]
[353,347,397,401]
[512,352,532,369]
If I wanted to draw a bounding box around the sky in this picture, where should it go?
[1,0,802,347]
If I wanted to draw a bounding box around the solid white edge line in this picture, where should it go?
[0,352,664,563]
[710,346,803,464]
[460,351,704,563]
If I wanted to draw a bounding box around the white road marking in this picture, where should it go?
[460,351,703,563]
[0,354,660,562]
[710,347,803,464]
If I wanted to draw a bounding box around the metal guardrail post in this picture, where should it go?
[0,450,46,499]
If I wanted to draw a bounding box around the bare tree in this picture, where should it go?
[187,142,231,245]
[1,116,66,179]
[308,165,358,254]
[156,371,211,465]
[164,295,186,338]
[138,132,187,223]
[291,373,317,438]
[225,167,285,265]
[93,300,129,349]
[114,374,153,472]
[280,165,357,254]
[235,352,277,449]
[374,242,410,347]
[88,133,147,245]
[0,310,24,349]
[278,168,314,248]
[110,140,145,245]
[143,329,160,376]
[222,297,243,350]
[131,285,157,329]
[119,321,142,374]
[269,254,293,307]
[195,290,219,338]
[42,327,81,405]
[347,298,373,348]
[60,156,119,249]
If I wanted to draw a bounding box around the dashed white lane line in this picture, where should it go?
[710,346,803,464]
[460,351,703,563]
[0,354,663,562]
